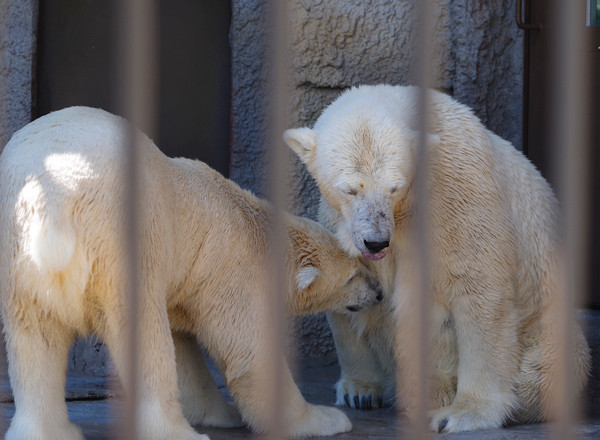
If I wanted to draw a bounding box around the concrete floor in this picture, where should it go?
[0,353,599,440]
[0,310,598,439]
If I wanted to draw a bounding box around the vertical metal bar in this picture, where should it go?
[117,0,158,439]
[403,0,434,438]
[262,0,290,438]
[549,0,591,438]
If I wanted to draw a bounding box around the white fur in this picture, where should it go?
[0,107,385,439]
[285,84,591,433]
[296,266,321,291]
[28,210,76,274]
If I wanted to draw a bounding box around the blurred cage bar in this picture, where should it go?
[262,0,291,439]
[407,0,434,437]
[119,0,158,439]
[0,0,595,438]
[547,0,591,438]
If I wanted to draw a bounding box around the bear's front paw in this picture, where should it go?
[5,417,85,440]
[334,377,387,410]
[288,404,352,437]
[428,405,503,433]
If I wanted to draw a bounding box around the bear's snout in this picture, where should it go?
[361,238,389,260]
[345,275,383,313]
[364,240,389,254]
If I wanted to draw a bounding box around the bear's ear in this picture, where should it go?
[283,128,318,166]
[426,133,441,147]
[296,266,321,291]
[406,130,441,153]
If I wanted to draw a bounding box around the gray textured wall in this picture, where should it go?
[0,0,37,149]
[231,0,523,356]
[0,0,523,362]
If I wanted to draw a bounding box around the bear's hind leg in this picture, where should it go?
[3,308,82,440]
[102,291,209,440]
[173,331,243,428]
[428,293,520,433]
[513,321,591,424]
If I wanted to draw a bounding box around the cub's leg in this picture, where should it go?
[226,362,352,438]
[102,289,208,440]
[327,310,392,409]
[172,331,243,428]
[200,303,351,437]
[428,290,520,433]
[3,307,82,440]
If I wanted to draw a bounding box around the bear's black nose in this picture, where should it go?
[364,240,389,253]
[376,291,383,302]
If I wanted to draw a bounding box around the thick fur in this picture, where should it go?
[284,85,591,433]
[0,106,383,440]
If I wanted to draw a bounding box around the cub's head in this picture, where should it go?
[284,85,439,261]
[288,220,383,315]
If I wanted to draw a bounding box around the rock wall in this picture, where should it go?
[231,0,523,356]
[0,0,524,359]
[0,0,37,149]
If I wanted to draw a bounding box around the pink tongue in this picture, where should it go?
[361,251,386,261]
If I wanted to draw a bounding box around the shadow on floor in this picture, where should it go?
[1,352,599,440]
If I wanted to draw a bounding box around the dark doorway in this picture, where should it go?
[522,0,600,307]
[35,0,232,177]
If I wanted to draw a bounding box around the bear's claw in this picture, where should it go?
[361,395,372,410]
[335,377,387,410]
[344,394,351,408]
[343,393,380,410]
[438,418,449,433]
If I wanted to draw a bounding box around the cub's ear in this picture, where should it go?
[296,266,321,291]
[283,127,318,166]
[407,130,441,150]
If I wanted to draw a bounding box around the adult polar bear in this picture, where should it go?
[284,84,591,433]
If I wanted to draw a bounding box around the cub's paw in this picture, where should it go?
[288,404,352,437]
[334,377,386,410]
[428,405,503,433]
[5,418,85,440]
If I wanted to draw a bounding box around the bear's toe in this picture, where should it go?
[428,406,504,433]
[335,378,386,410]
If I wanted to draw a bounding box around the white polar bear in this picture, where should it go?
[284,84,591,433]
[0,106,383,440]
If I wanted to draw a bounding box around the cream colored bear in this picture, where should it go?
[284,84,591,433]
[0,106,383,440]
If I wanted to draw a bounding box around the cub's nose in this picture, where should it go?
[376,290,383,302]
[364,240,389,253]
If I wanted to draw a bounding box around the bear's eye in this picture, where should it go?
[345,269,359,285]
[345,188,358,196]
[390,186,399,194]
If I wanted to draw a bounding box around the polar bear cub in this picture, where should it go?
[284,84,591,433]
[0,106,383,440]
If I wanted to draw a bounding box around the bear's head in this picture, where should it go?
[287,220,383,315]
[285,85,439,261]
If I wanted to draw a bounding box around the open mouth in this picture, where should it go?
[361,250,387,261]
